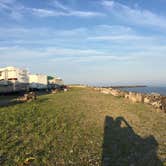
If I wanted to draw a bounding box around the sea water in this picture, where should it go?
[120,87,166,96]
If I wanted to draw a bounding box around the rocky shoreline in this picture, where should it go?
[93,87,166,113]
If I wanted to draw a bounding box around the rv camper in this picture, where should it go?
[29,74,48,90]
[47,76,64,89]
[0,66,29,93]
[48,76,63,85]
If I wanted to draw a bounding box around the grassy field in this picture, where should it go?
[0,88,165,166]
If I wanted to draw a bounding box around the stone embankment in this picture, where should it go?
[94,87,166,113]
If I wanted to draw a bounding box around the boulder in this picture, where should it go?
[128,92,144,103]
[17,92,37,102]
[151,101,162,109]
[144,96,151,104]
[28,92,37,100]
[101,89,111,94]
[51,89,58,94]
[100,88,111,94]
[94,87,166,113]
[160,96,166,112]
[64,88,68,92]
[110,89,121,97]
[124,92,129,99]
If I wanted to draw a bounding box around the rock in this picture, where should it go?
[160,97,166,112]
[151,101,162,109]
[144,96,151,104]
[17,92,37,102]
[100,88,111,94]
[64,88,68,92]
[110,89,121,97]
[51,89,58,94]
[94,87,166,113]
[128,92,144,103]
[28,92,37,100]
[124,92,130,99]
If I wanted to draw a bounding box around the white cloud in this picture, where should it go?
[102,0,166,29]
[0,46,134,62]
[0,0,15,5]
[102,0,114,8]
[51,0,105,17]
[0,0,104,19]
[70,10,103,17]
[0,27,89,43]
[0,25,165,53]
[88,34,151,41]
[1,45,166,65]
[52,0,69,11]
[30,8,63,17]
[0,0,24,20]
[1,45,166,85]
[96,25,133,33]
[0,25,142,41]
[30,7,104,18]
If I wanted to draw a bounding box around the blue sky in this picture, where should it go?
[0,0,166,85]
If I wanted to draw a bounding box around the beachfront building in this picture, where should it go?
[0,66,29,93]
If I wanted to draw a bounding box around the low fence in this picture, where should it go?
[93,87,166,113]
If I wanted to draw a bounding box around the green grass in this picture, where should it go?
[0,88,165,166]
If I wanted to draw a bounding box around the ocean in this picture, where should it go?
[120,87,166,96]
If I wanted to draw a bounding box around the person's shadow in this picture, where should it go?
[102,116,163,166]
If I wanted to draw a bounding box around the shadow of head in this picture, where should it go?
[102,116,163,166]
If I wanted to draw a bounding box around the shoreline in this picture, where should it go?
[101,85,147,88]
[93,87,166,113]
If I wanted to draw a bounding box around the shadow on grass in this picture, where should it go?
[0,98,20,107]
[102,116,163,166]
[0,91,50,107]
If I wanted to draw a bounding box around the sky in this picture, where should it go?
[0,0,166,86]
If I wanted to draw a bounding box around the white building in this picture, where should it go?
[29,74,48,90]
[0,66,29,93]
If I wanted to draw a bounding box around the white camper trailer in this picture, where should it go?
[0,66,29,93]
[48,76,64,85]
[47,76,64,89]
[29,74,47,90]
